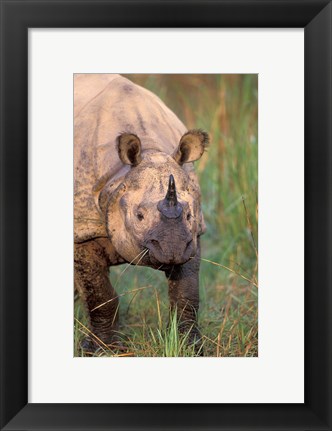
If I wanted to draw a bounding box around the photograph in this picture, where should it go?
[74,73,258,357]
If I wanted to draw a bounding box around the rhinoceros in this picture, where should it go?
[74,74,208,354]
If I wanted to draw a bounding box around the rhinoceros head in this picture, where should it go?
[106,130,208,267]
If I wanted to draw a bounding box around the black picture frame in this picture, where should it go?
[1,1,331,430]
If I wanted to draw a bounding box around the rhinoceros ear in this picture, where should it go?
[173,129,209,165]
[117,133,142,166]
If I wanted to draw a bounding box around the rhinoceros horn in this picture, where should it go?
[157,174,183,219]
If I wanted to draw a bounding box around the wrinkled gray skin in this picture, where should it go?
[74,74,208,355]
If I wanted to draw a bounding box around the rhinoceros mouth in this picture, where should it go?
[145,238,194,266]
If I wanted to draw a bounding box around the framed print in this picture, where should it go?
[1,1,331,430]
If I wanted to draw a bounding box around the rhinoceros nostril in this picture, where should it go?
[149,239,162,253]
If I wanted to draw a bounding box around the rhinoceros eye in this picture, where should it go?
[136,212,144,221]
[187,212,192,221]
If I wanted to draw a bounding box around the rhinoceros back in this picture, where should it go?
[74,74,187,243]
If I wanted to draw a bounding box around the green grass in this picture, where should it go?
[74,74,258,357]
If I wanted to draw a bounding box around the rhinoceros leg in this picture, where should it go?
[164,239,203,355]
[74,239,119,353]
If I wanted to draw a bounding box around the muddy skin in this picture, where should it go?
[74,74,208,356]
[165,238,203,355]
[74,239,123,352]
